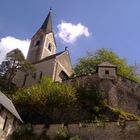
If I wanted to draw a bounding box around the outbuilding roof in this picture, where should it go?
[0,91,23,123]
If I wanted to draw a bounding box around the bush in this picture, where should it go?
[110,107,139,121]
[9,124,36,140]
[11,77,77,123]
[53,127,69,140]
[39,129,50,140]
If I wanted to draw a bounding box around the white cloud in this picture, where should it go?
[57,21,91,44]
[0,36,30,63]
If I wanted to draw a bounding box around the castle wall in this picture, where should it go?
[63,74,140,116]
[32,121,140,140]
[116,76,140,115]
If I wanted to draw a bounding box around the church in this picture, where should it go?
[13,10,73,87]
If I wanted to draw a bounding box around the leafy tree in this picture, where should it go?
[0,48,34,89]
[74,48,140,82]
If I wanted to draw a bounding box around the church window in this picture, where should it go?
[22,73,28,87]
[35,40,40,47]
[13,118,17,128]
[59,71,68,80]
[105,70,109,75]
[40,72,43,80]
[137,102,140,111]
[48,43,52,51]
[3,116,8,130]
[0,106,4,114]
[32,73,36,79]
[38,72,43,83]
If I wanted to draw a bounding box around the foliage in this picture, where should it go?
[0,77,16,94]
[0,48,34,90]
[9,124,36,140]
[9,124,51,140]
[11,77,77,123]
[10,124,82,140]
[38,129,51,140]
[75,82,107,121]
[76,83,106,106]
[74,48,140,82]
[53,127,82,140]
[74,81,139,122]
[10,75,139,124]
[6,48,34,72]
[110,107,139,121]
[53,127,69,140]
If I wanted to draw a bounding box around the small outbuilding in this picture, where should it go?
[0,91,23,139]
[97,61,117,79]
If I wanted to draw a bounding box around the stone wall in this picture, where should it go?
[32,121,140,140]
[63,74,140,116]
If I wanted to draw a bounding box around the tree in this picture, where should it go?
[74,48,140,83]
[0,48,34,89]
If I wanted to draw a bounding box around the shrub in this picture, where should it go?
[11,77,77,123]
[111,107,139,121]
[9,124,36,140]
[39,129,50,140]
[53,127,69,140]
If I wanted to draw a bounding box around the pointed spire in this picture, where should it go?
[41,8,52,33]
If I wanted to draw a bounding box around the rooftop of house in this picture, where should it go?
[0,91,23,123]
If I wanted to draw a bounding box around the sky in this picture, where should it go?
[0,0,140,66]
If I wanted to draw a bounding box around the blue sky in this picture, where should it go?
[0,0,140,66]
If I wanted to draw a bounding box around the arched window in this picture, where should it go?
[32,73,36,79]
[40,72,43,80]
[22,73,29,87]
[59,71,68,80]
[48,43,51,51]
[39,72,43,83]
[35,40,40,47]
[3,116,8,130]
[137,101,140,111]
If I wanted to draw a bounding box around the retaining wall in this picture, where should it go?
[32,121,140,140]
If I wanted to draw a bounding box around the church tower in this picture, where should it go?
[27,10,56,63]
[13,10,73,87]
